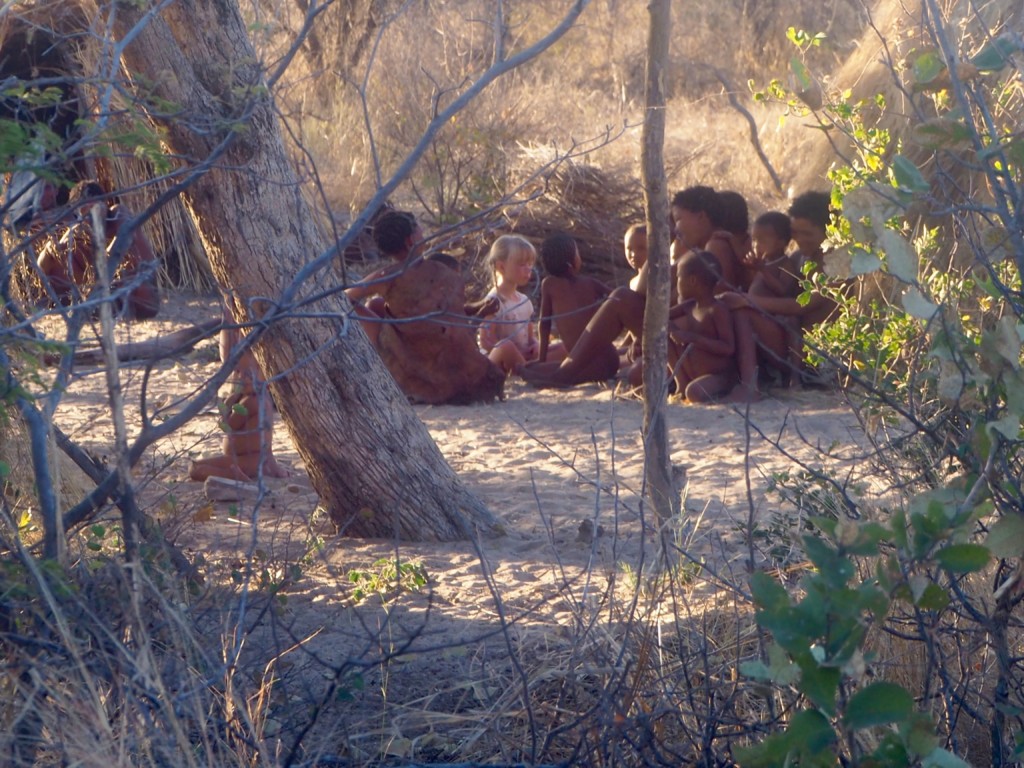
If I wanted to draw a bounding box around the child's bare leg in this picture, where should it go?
[521,289,641,388]
[489,340,525,375]
[786,322,805,388]
[686,372,739,403]
[626,359,644,387]
[189,454,250,482]
[250,384,291,478]
[523,340,619,388]
[724,308,787,402]
[543,341,566,364]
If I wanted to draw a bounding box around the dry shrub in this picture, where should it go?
[498,150,643,287]
[0,548,292,767]
[0,416,94,522]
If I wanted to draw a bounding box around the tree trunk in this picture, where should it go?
[112,0,500,541]
[640,0,676,550]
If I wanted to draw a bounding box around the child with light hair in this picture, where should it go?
[478,234,539,373]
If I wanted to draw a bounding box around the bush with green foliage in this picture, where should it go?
[741,6,1024,765]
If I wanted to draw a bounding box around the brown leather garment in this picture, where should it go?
[376,259,505,405]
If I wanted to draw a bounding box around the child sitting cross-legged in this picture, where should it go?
[668,250,737,402]
[478,235,540,374]
[537,233,611,364]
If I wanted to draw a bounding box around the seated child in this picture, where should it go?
[668,250,737,402]
[745,211,798,298]
[537,233,610,363]
[189,306,291,482]
[624,223,648,292]
[478,235,539,373]
[744,211,804,385]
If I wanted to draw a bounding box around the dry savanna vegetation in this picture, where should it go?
[1,0,1024,766]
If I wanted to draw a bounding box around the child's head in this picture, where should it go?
[623,223,647,271]
[488,234,537,288]
[716,191,750,236]
[671,186,719,250]
[752,211,792,260]
[787,191,831,258]
[677,250,721,301]
[373,210,421,258]
[540,232,580,278]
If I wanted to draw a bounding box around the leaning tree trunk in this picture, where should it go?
[111,0,500,541]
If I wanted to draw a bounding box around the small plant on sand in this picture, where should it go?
[347,558,429,604]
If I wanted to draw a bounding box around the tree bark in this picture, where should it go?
[640,0,676,549]
[111,0,501,541]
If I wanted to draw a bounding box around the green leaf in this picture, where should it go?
[892,154,930,194]
[987,414,1021,440]
[902,287,938,319]
[916,583,951,611]
[911,118,973,149]
[768,642,800,685]
[970,36,1022,72]
[798,659,841,716]
[740,660,771,681]
[935,543,990,573]
[881,229,919,282]
[986,514,1024,559]
[791,57,813,91]
[751,571,790,613]
[804,535,854,587]
[852,250,882,274]
[788,709,836,754]
[922,747,971,768]
[844,682,914,729]
[993,316,1021,369]
[911,49,946,85]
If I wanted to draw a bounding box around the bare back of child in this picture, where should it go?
[189,310,292,483]
[537,233,610,363]
[669,251,737,402]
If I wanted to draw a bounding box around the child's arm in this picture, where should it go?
[345,264,395,303]
[670,304,735,357]
[669,298,696,319]
[754,261,788,297]
[537,280,553,362]
[478,302,503,352]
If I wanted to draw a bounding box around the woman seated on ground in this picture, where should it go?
[346,209,423,346]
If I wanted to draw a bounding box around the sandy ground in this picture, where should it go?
[37,290,875,762]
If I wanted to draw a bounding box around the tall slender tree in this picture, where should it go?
[640,0,676,556]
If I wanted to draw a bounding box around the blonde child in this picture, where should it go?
[479,235,539,373]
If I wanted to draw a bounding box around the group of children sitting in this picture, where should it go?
[188,186,835,482]
[476,186,834,403]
